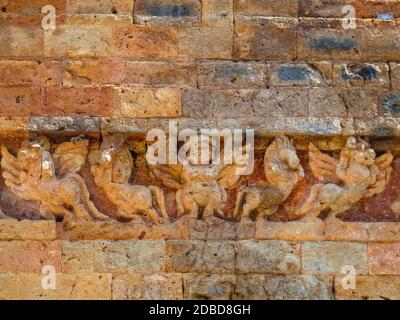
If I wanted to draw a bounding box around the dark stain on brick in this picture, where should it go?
[341,65,378,81]
[373,127,394,137]
[278,66,311,81]
[149,5,191,17]
[309,37,357,51]
[215,66,249,79]
[382,94,400,114]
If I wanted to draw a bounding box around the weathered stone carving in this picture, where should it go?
[150,135,244,219]
[0,135,396,224]
[88,135,169,224]
[298,137,393,222]
[234,136,304,221]
[0,137,109,222]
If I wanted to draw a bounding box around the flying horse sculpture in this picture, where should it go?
[0,137,109,222]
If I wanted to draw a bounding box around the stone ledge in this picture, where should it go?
[255,220,325,241]
[323,220,400,243]
[0,220,57,241]
[60,219,189,240]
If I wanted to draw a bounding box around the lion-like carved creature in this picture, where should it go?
[234,136,304,221]
[1,138,109,222]
[298,137,393,222]
[88,135,169,224]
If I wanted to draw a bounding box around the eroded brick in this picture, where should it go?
[369,243,400,275]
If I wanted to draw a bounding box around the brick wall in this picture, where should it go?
[0,0,400,300]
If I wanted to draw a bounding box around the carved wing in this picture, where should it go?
[217,163,244,189]
[308,143,340,184]
[149,164,183,189]
[365,152,394,198]
[0,146,27,195]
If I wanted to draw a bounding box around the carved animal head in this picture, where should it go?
[264,136,304,190]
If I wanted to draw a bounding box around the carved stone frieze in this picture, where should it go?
[0,135,397,224]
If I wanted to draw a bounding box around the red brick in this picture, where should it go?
[43,87,113,116]
[0,87,42,116]
[0,60,60,86]
[0,241,61,272]
[0,26,43,57]
[369,243,400,275]
[112,25,178,60]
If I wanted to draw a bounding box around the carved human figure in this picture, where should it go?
[150,134,245,220]
[88,135,169,224]
[0,137,109,222]
[298,137,393,222]
[234,136,304,221]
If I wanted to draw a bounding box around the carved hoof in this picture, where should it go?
[324,215,344,225]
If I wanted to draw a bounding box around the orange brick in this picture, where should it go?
[112,25,178,60]
[369,243,400,275]
[0,87,42,116]
[0,26,43,57]
[0,241,61,272]
[62,61,126,86]
[0,61,60,86]
[43,87,113,116]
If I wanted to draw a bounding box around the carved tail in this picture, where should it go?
[233,189,246,220]
[70,174,109,221]
[149,186,169,220]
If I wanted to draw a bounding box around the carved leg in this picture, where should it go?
[71,203,94,221]
[203,204,215,219]
[144,208,160,224]
[299,184,323,222]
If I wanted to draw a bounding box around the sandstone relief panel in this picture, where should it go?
[0,134,398,224]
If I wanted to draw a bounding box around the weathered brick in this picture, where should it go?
[0,220,56,240]
[361,26,400,61]
[189,216,254,240]
[124,62,196,87]
[113,88,181,118]
[166,240,236,273]
[0,117,29,142]
[234,17,297,60]
[390,63,400,90]
[178,27,233,60]
[113,273,183,300]
[0,61,60,86]
[302,242,368,275]
[202,0,233,27]
[255,220,324,241]
[44,26,112,58]
[94,240,166,273]
[339,89,379,117]
[334,275,400,300]
[298,19,361,60]
[29,116,101,137]
[1,0,65,15]
[0,273,112,300]
[234,275,334,300]
[134,0,201,26]
[309,87,347,117]
[112,25,178,60]
[62,240,94,273]
[0,26,43,57]
[198,61,267,89]
[333,63,390,88]
[369,243,400,275]
[299,0,352,17]
[268,62,326,87]
[235,0,299,17]
[63,61,126,86]
[286,117,345,135]
[353,0,400,19]
[62,219,189,240]
[65,14,132,25]
[66,0,133,14]
[0,241,61,272]
[0,87,42,116]
[43,87,113,116]
[354,117,400,136]
[236,240,301,274]
[183,274,236,300]
[379,92,400,117]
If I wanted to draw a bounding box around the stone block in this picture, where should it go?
[62,240,95,273]
[0,220,56,240]
[368,243,400,275]
[183,274,236,300]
